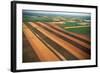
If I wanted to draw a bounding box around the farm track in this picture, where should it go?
[64,25,90,29]
[23,22,91,62]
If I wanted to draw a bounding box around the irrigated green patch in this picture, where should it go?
[65,27,90,36]
[59,22,81,28]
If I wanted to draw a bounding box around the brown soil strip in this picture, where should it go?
[26,22,78,60]
[29,22,90,59]
[23,24,60,61]
[23,32,40,62]
[37,22,90,50]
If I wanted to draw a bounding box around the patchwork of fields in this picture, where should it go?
[23,21,91,63]
[22,10,91,63]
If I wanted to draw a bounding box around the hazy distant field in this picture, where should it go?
[23,15,90,36]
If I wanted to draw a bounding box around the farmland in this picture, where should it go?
[22,10,91,63]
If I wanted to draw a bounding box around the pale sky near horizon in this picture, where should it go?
[23,10,91,16]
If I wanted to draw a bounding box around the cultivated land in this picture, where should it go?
[22,14,91,63]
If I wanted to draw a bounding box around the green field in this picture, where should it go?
[58,22,90,36]
[65,27,90,36]
[23,15,90,36]
[23,16,53,22]
[59,22,81,28]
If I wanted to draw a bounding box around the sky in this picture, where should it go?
[23,10,91,16]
